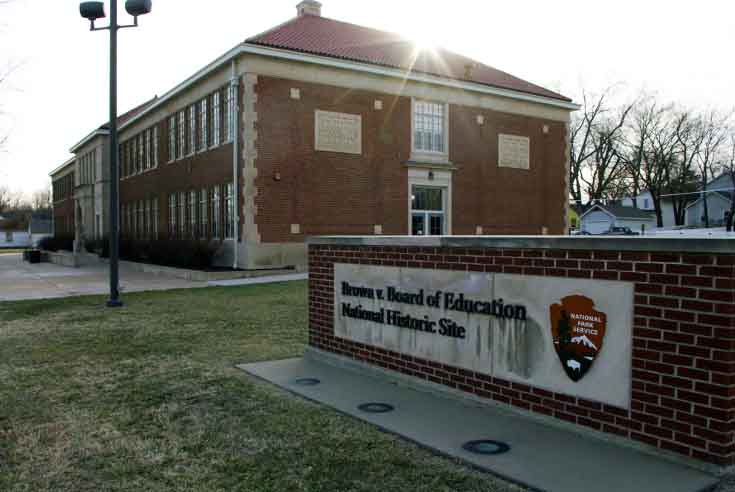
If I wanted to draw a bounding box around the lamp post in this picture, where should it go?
[79,0,152,308]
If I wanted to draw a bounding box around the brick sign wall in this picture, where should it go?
[308,238,735,467]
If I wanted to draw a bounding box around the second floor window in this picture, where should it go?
[137,134,144,173]
[145,130,151,170]
[153,126,159,167]
[199,98,208,151]
[168,116,176,162]
[224,85,235,142]
[413,100,446,154]
[178,111,186,159]
[189,105,197,155]
[212,92,221,147]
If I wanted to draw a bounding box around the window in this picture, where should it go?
[413,100,446,154]
[145,129,151,170]
[643,198,650,209]
[138,200,145,238]
[153,126,159,167]
[189,104,197,155]
[131,202,138,238]
[152,197,158,239]
[225,183,234,239]
[199,98,208,151]
[5,231,12,243]
[145,199,151,238]
[189,190,197,238]
[224,85,235,142]
[411,186,446,236]
[212,91,221,147]
[168,194,177,238]
[178,111,186,159]
[168,116,177,162]
[199,189,209,240]
[179,191,186,237]
[137,134,144,173]
[211,185,220,240]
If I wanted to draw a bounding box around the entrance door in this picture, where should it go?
[411,186,446,236]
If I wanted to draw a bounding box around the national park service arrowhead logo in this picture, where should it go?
[549,295,606,382]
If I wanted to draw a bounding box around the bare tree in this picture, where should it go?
[695,110,731,227]
[30,188,51,212]
[0,185,10,214]
[626,101,679,227]
[668,110,705,225]
[578,101,636,204]
[570,90,606,205]
[725,133,735,232]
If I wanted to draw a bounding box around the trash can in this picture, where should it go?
[29,249,41,264]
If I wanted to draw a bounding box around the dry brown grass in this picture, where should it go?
[0,283,523,491]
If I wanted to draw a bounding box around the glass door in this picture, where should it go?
[411,186,446,236]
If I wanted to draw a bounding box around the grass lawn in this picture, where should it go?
[0,282,521,492]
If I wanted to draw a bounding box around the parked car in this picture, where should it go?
[602,226,639,236]
[570,229,591,236]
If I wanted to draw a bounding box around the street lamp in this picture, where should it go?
[79,0,152,308]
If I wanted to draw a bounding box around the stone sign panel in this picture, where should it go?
[333,264,633,408]
[315,110,362,155]
[498,134,530,169]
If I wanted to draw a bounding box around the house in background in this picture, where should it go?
[0,215,53,249]
[620,191,677,228]
[0,218,30,248]
[579,204,657,234]
[685,172,734,227]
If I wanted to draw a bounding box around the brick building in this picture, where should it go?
[51,1,576,269]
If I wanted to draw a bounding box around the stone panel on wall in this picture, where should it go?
[334,263,633,408]
[314,110,362,155]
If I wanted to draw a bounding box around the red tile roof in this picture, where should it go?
[247,14,570,102]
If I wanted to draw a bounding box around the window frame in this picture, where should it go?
[410,185,447,236]
[168,116,177,163]
[188,104,197,156]
[199,98,208,152]
[178,110,186,160]
[410,98,450,161]
[212,91,221,149]
[199,189,209,240]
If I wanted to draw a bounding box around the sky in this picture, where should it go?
[1,0,734,194]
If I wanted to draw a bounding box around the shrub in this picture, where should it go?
[118,239,218,270]
[38,236,74,252]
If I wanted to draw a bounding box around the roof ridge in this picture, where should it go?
[246,13,570,102]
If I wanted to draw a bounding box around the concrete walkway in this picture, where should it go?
[0,252,207,302]
[208,273,308,287]
[0,253,307,302]
[238,356,719,492]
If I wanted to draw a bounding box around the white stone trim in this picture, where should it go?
[117,44,577,136]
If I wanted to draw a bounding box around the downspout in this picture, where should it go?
[231,60,240,270]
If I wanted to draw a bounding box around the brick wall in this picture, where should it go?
[254,76,567,243]
[308,242,735,466]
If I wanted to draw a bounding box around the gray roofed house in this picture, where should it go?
[580,204,657,235]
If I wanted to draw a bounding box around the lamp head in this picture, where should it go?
[125,0,152,17]
[79,1,106,22]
